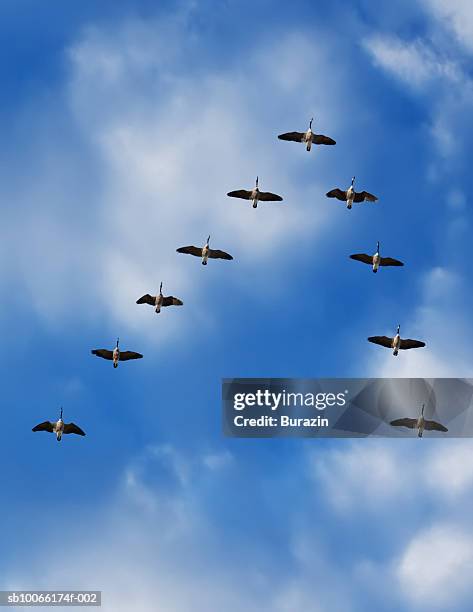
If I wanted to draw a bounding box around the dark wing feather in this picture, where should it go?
[119,351,143,361]
[368,336,393,348]
[32,421,54,433]
[63,422,86,436]
[136,294,155,305]
[390,418,417,429]
[176,246,203,257]
[208,249,233,260]
[278,131,305,142]
[424,420,448,432]
[227,190,252,200]
[326,188,347,201]
[162,296,183,307]
[91,349,114,360]
[353,191,378,202]
[399,339,426,350]
[312,134,336,145]
[258,191,283,202]
[379,257,404,267]
[350,253,373,265]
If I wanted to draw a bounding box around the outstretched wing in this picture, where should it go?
[326,188,347,201]
[353,191,378,203]
[91,349,114,360]
[258,191,283,202]
[368,336,393,348]
[32,421,54,433]
[350,253,373,265]
[424,419,448,432]
[390,418,417,429]
[176,246,203,257]
[227,189,252,200]
[312,134,336,145]
[119,351,143,361]
[208,249,233,260]
[379,257,404,267]
[399,339,426,350]
[136,294,155,305]
[63,422,86,436]
[162,296,183,307]
[278,131,305,142]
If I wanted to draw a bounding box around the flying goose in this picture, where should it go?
[390,404,448,437]
[278,118,336,151]
[32,407,85,441]
[326,177,377,209]
[368,325,425,356]
[176,235,233,265]
[136,282,183,313]
[227,176,283,209]
[350,242,404,273]
[91,337,143,368]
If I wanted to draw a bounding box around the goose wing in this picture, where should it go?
[368,336,393,348]
[278,131,305,142]
[326,188,347,201]
[136,294,155,305]
[208,249,233,260]
[399,339,426,350]
[119,351,143,361]
[350,253,373,265]
[312,134,336,145]
[162,296,183,307]
[32,421,55,433]
[390,417,417,429]
[258,191,283,202]
[63,422,86,436]
[91,349,114,360]
[227,189,252,200]
[353,191,378,203]
[379,257,404,267]
[176,246,203,257]
[424,419,448,432]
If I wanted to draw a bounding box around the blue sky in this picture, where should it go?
[1,0,473,610]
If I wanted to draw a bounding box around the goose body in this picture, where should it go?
[32,408,85,442]
[390,404,448,437]
[136,282,183,313]
[227,176,283,209]
[326,176,377,209]
[368,325,425,356]
[91,338,143,368]
[177,235,233,265]
[278,118,336,152]
[350,242,404,273]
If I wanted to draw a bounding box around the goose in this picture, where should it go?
[91,337,143,368]
[136,282,183,313]
[350,242,404,273]
[278,117,336,151]
[227,176,283,209]
[326,177,377,209]
[390,404,448,437]
[368,325,425,356]
[32,407,85,441]
[176,235,233,265]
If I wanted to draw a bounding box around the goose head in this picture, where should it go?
[59,407,63,422]
[421,404,425,416]
[116,337,120,349]
[351,176,355,187]
[376,241,380,253]
[159,282,163,295]
[396,325,400,336]
[309,117,313,131]
[206,235,210,246]
[256,176,259,189]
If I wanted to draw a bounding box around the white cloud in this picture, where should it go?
[423,0,473,54]
[398,524,473,608]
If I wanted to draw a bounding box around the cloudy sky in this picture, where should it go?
[1,0,473,610]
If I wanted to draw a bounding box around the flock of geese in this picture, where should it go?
[32,117,435,441]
